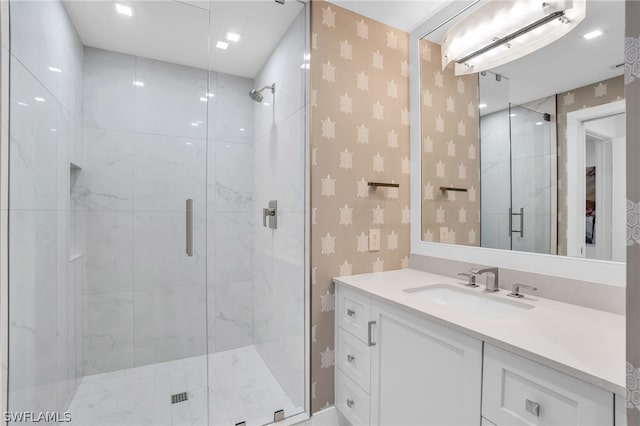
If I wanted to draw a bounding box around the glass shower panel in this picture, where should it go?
[7,1,211,424]
[509,104,553,254]
[207,1,307,425]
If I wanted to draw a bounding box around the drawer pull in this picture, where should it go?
[347,309,355,317]
[525,399,540,417]
[347,354,355,363]
[367,321,376,346]
[346,399,354,408]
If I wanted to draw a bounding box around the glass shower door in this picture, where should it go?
[7,1,211,424]
[508,104,553,254]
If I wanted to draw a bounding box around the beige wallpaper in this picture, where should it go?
[310,0,410,412]
[556,75,625,255]
[420,39,480,245]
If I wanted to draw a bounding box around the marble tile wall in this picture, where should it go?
[7,0,85,414]
[79,47,255,374]
[252,9,307,411]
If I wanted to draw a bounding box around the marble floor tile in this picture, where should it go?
[67,345,303,426]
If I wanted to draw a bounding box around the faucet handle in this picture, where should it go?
[507,283,538,298]
[457,272,479,288]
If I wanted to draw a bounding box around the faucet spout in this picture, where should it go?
[469,267,499,292]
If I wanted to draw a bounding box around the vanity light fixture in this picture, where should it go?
[226,32,240,42]
[442,0,586,76]
[115,3,134,17]
[216,41,229,50]
[583,29,603,40]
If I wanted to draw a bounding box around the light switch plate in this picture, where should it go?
[439,227,449,243]
[369,229,381,251]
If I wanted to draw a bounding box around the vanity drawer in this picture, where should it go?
[337,326,371,393]
[336,370,370,425]
[482,344,613,425]
[336,284,372,343]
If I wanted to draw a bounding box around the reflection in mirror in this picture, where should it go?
[420,0,625,262]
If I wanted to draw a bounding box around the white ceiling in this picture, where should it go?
[329,0,449,32]
[63,0,304,78]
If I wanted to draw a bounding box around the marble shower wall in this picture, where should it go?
[7,0,85,414]
[252,9,306,410]
[310,1,410,412]
[78,47,255,374]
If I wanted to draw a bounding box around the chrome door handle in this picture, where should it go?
[186,199,193,256]
[347,309,355,317]
[509,207,524,237]
[346,399,354,408]
[525,399,540,417]
[347,354,355,363]
[367,321,376,346]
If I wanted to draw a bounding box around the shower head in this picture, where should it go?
[249,83,275,103]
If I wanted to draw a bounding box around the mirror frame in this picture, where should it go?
[409,0,625,287]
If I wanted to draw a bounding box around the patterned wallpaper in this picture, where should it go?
[625,0,640,422]
[556,75,624,255]
[310,0,410,413]
[420,39,480,245]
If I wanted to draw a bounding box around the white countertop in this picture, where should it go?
[334,268,626,396]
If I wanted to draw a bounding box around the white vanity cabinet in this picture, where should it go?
[482,344,614,425]
[335,284,483,425]
[335,282,619,426]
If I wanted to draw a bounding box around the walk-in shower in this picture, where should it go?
[5,1,308,425]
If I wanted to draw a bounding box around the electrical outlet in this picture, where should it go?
[439,227,449,243]
[369,229,381,251]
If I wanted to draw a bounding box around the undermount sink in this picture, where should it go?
[404,284,533,319]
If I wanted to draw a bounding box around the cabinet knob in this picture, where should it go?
[525,399,540,417]
[346,399,354,408]
[347,354,355,363]
[347,309,355,317]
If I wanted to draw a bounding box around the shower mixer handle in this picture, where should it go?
[263,200,278,229]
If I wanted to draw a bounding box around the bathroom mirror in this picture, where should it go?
[417,0,625,262]
[409,0,626,286]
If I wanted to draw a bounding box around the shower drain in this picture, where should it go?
[171,392,188,404]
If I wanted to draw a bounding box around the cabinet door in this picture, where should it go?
[370,301,483,425]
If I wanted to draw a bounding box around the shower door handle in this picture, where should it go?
[186,199,193,256]
[509,207,524,237]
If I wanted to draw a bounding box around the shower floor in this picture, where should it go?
[68,345,302,426]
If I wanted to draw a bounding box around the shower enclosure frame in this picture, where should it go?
[0,0,312,423]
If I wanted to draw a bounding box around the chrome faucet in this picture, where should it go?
[469,267,500,292]
[507,283,537,298]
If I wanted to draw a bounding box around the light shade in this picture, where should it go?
[442,0,586,76]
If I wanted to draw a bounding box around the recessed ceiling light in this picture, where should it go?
[239,128,245,132]
[583,29,603,40]
[191,122,199,127]
[34,97,45,102]
[115,3,134,16]
[206,92,215,98]
[509,113,517,117]
[133,81,144,87]
[48,66,61,73]
[535,121,543,126]
[216,41,229,50]
[17,102,28,107]
[199,97,208,102]
[226,32,240,42]
[478,103,488,109]
[262,102,270,106]
[49,128,58,132]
